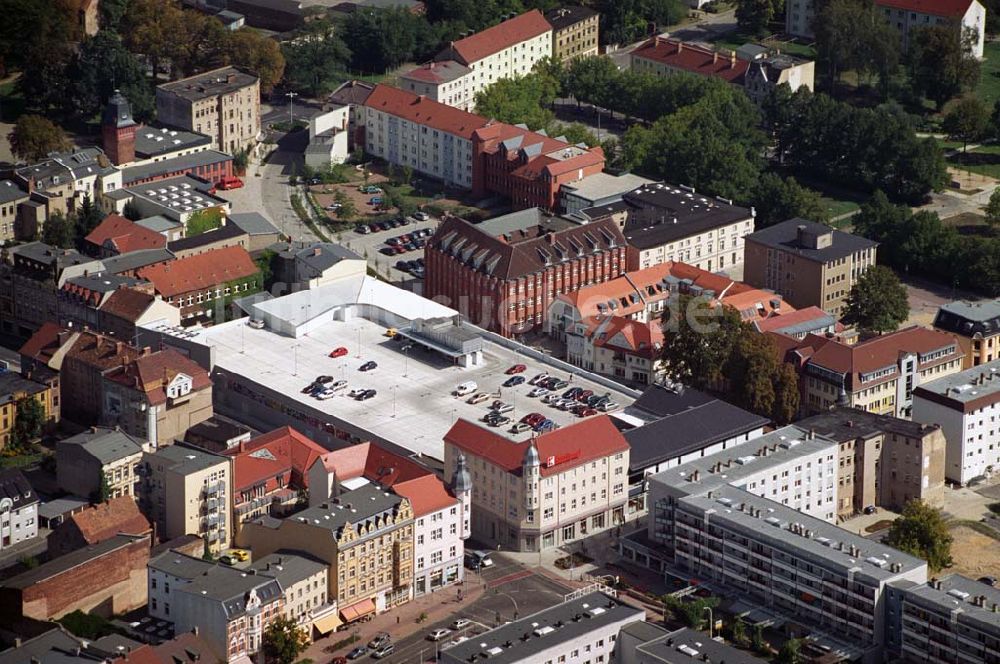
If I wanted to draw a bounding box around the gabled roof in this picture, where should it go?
[99,287,158,322]
[84,214,167,254]
[876,0,975,17]
[315,441,433,487]
[401,60,472,85]
[18,322,67,364]
[632,37,749,83]
[104,349,212,405]
[137,245,258,298]
[444,415,628,477]
[441,10,551,65]
[392,474,458,517]
[223,426,327,490]
[59,496,151,545]
[586,316,664,358]
[364,84,489,140]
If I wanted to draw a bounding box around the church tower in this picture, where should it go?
[101,90,137,166]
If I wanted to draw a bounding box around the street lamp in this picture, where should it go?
[391,385,398,418]
[703,606,714,639]
[402,343,412,377]
[291,344,300,376]
[285,91,298,126]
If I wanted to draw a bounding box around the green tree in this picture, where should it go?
[75,196,104,243]
[99,0,129,32]
[842,265,910,334]
[122,200,142,221]
[8,115,71,162]
[596,0,686,44]
[549,122,600,147]
[776,638,803,664]
[186,208,224,236]
[751,623,767,654]
[660,296,743,388]
[262,615,309,664]
[11,395,45,451]
[985,188,1000,230]
[401,164,414,187]
[202,535,214,561]
[772,363,800,425]
[731,618,750,648]
[342,7,438,73]
[885,499,953,572]
[281,22,351,96]
[67,30,154,121]
[42,212,76,248]
[908,25,980,109]
[475,74,557,130]
[226,28,286,94]
[255,249,276,288]
[943,96,991,152]
[815,0,899,92]
[736,0,781,36]
[97,472,112,503]
[753,173,829,228]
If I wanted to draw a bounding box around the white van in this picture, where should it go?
[454,381,478,396]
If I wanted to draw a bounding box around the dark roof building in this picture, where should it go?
[133,126,211,160]
[746,218,877,263]
[544,5,599,31]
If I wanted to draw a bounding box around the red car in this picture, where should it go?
[578,408,597,417]
[329,347,348,358]
[216,176,244,190]
[506,364,527,375]
[522,412,545,425]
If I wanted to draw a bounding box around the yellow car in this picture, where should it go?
[230,549,250,562]
[384,328,398,338]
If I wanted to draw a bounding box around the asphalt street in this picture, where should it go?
[371,555,573,664]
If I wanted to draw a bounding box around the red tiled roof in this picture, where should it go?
[444,415,628,477]
[754,306,832,334]
[443,10,551,65]
[19,322,67,363]
[365,84,490,140]
[632,37,749,84]
[104,348,211,405]
[224,426,327,490]
[315,442,434,488]
[779,326,964,390]
[393,474,457,517]
[85,214,167,254]
[68,332,143,370]
[588,316,664,358]
[68,496,151,544]
[124,632,215,664]
[137,245,257,298]
[876,0,974,17]
[99,287,156,322]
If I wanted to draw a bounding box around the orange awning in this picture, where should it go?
[339,598,376,623]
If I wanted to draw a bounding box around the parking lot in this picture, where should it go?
[339,214,440,287]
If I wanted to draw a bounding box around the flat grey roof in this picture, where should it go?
[0,373,49,405]
[229,212,280,236]
[0,629,83,664]
[440,592,643,664]
[935,299,1000,338]
[146,443,229,474]
[134,126,211,159]
[798,407,940,444]
[746,218,877,263]
[902,574,1000,633]
[122,150,231,185]
[0,179,27,204]
[621,184,752,250]
[158,67,258,101]
[59,427,144,464]
[249,551,327,588]
[38,496,90,520]
[637,627,768,663]
[167,219,246,252]
[561,172,653,202]
[63,272,141,294]
[136,215,184,233]
[2,535,146,589]
[148,549,216,579]
[476,208,574,237]
[174,565,282,618]
[100,248,176,274]
[913,358,1000,403]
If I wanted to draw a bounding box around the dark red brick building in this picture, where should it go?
[425,209,626,336]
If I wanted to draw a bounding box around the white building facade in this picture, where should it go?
[912,359,1000,486]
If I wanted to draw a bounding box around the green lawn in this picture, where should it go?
[976,41,1000,106]
[820,196,860,219]
[948,143,1000,178]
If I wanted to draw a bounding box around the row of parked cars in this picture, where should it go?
[395,257,425,277]
[379,228,432,256]
[355,211,431,235]
[537,385,618,413]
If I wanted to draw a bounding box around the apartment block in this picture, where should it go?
[147,548,216,622]
[744,219,878,317]
[139,443,231,553]
[309,442,468,597]
[169,562,283,663]
[773,326,965,418]
[56,427,145,500]
[616,624,770,664]
[545,6,600,62]
[248,552,338,639]
[102,349,214,446]
[798,408,947,517]
[627,426,929,660]
[443,415,630,552]
[426,208,626,335]
[0,372,57,450]
[0,469,38,553]
[0,179,30,243]
[156,67,260,153]
[889,574,1000,664]
[879,0,986,58]
[240,482,414,622]
[360,84,604,211]
[400,10,552,111]
[912,359,1000,486]
[934,299,1000,369]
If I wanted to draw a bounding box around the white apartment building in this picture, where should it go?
[147,549,215,622]
[0,469,38,553]
[440,591,644,664]
[786,0,985,59]
[139,443,232,554]
[401,10,553,111]
[362,85,480,190]
[622,425,929,661]
[443,415,630,552]
[912,359,1000,486]
[249,552,339,639]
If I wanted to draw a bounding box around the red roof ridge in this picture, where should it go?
[875,0,974,17]
[444,10,551,65]
[137,245,257,298]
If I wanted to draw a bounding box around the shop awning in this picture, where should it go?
[339,598,375,623]
[312,613,342,635]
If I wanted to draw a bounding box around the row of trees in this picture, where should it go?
[853,192,1000,296]
[768,88,948,204]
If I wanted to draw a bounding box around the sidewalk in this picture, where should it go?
[302,582,486,661]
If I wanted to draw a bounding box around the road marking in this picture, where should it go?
[486,569,533,589]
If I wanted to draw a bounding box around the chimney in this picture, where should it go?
[713,51,718,64]
[226,73,236,84]
[115,341,124,354]
[192,626,199,636]
[730,52,736,68]
[676,41,683,54]
[90,425,97,433]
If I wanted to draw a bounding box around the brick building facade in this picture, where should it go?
[425,209,626,335]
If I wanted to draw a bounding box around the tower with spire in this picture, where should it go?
[523,437,540,517]
[451,452,472,540]
[102,90,137,166]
